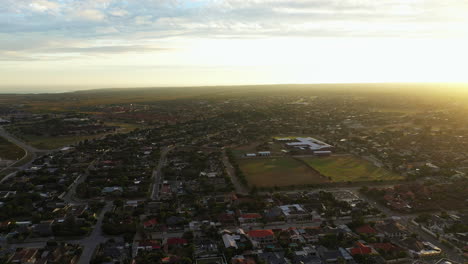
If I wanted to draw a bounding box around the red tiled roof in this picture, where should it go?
[355,225,378,234]
[371,243,400,252]
[351,247,371,255]
[218,213,235,222]
[167,238,188,245]
[232,257,256,264]
[241,213,262,219]
[248,229,274,238]
[139,240,161,249]
[162,256,181,264]
[144,218,157,227]
[351,242,372,255]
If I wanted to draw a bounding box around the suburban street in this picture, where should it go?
[150,146,173,200]
[75,201,114,264]
[5,201,115,264]
[222,149,249,195]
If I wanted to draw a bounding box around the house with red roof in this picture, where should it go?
[247,229,275,248]
[137,240,162,251]
[231,255,256,264]
[161,256,182,264]
[218,212,236,226]
[167,238,188,247]
[349,242,372,255]
[239,213,262,225]
[370,242,404,255]
[143,218,158,229]
[355,225,378,235]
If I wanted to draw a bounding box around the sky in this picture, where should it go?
[1,0,468,92]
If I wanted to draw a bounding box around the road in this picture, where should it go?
[0,126,46,154]
[75,201,114,264]
[6,201,115,264]
[402,217,465,263]
[150,146,173,200]
[222,150,249,195]
[0,126,52,184]
[62,153,105,204]
[336,188,464,262]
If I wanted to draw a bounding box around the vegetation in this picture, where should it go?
[300,155,403,182]
[238,157,328,187]
[0,136,24,161]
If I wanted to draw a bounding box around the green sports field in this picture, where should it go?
[300,155,403,182]
[238,157,329,187]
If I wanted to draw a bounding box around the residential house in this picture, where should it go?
[143,218,158,230]
[376,220,407,239]
[239,213,263,225]
[248,230,275,248]
[101,186,123,196]
[258,251,290,264]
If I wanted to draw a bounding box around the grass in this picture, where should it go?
[105,122,144,134]
[0,136,25,161]
[238,157,329,187]
[20,134,104,150]
[10,122,145,150]
[300,155,403,182]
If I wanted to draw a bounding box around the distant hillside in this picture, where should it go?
[1,83,468,113]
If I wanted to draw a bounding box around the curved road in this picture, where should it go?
[0,126,46,153]
[0,126,52,183]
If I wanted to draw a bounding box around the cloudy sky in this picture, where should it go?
[1,0,468,91]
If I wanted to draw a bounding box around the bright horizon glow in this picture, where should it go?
[1,1,468,91]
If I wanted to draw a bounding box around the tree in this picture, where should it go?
[113,199,124,208]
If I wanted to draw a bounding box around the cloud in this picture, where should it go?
[29,0,60,13]
[45,45,169,54]
[0,40,171,61]
[75,9,106,21]
[0,0,467,62]
[109,8,129,17]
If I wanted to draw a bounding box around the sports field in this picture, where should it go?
[238,157,329,187]
[300,155,403,182]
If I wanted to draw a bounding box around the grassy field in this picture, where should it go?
[0,136,25,161]
[300,155,403,182]
[238,157,329,187]
[10,122,144,150]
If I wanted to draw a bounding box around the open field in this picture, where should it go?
[238,157,329,187]
[300,155,403,182]
[18,134,105,150]
[104,122,144,134]
[0,136,25,161]
[237,154,402,187]
[6,122,144,150]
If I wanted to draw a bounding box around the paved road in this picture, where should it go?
[76,201,114,264]
[0,126,48,183]
[403,218,465,263]
[62,155,104,204]
[6,201,115,264]
[222,150,249,195]
[150,146,173,200]
[0,126,47,154]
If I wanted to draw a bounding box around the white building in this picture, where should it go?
[286,137,333,151]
